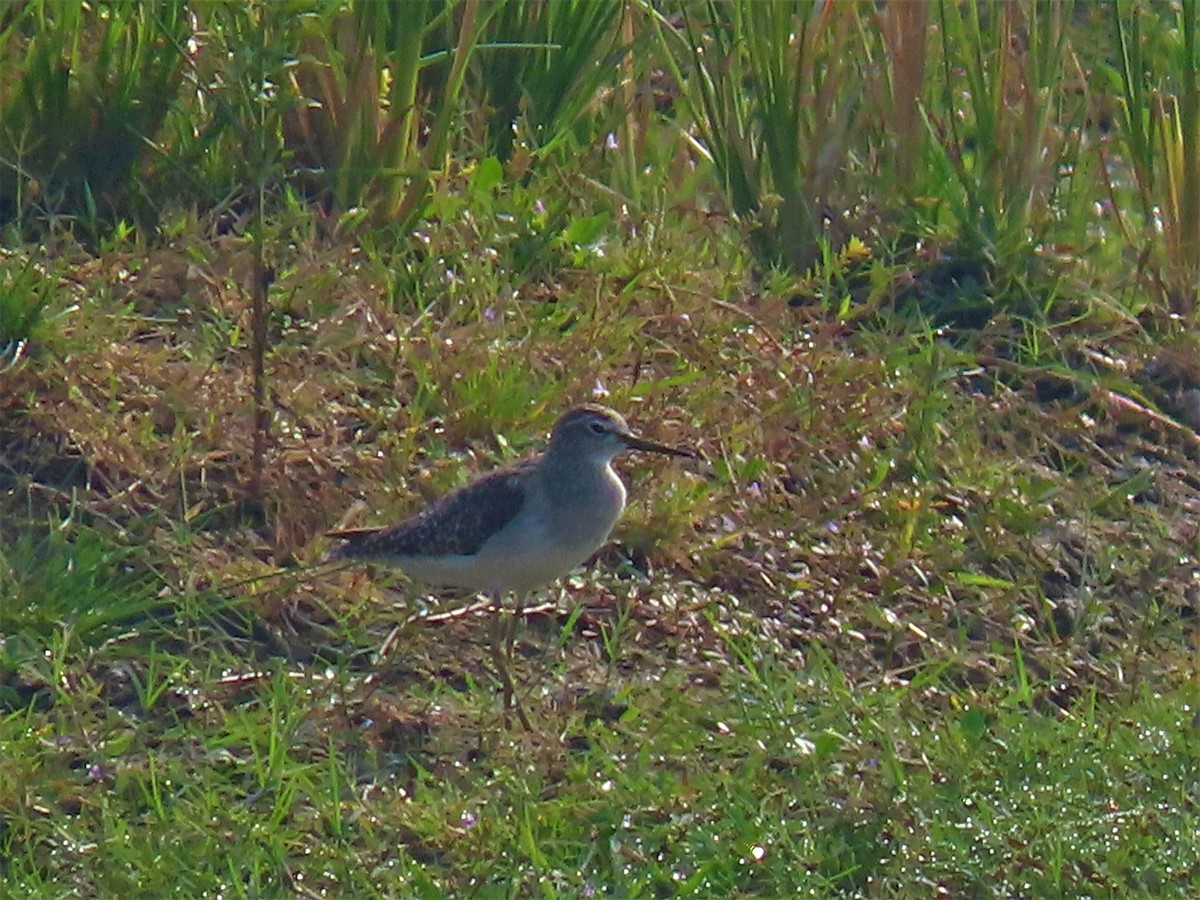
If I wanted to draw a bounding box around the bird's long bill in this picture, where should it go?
[621,432,697,458]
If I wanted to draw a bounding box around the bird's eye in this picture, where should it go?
[589,422,606,434]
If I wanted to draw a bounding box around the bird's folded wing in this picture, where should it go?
[330,466,530,559]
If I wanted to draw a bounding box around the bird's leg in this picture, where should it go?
[489,593,510,702]
[506,593,531,730]
[489,594,531,730]
[504,593,522,674]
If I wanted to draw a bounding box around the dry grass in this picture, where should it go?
[6,215,1198,707]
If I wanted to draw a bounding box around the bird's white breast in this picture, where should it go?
[468,461,626,594]
[377,459,629,596]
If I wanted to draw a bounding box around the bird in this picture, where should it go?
[328,403,694,725]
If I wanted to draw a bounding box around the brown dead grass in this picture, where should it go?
[5,229,1200,724]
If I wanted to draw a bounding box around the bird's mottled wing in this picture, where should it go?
[333,462,532,560]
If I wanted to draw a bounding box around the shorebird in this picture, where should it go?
[329,404,694,725]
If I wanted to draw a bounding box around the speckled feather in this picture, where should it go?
[331,460,535,560]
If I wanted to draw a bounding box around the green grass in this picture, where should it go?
[3,611,1197,895]
[4,182,1197,892]
[4,1,1200,895]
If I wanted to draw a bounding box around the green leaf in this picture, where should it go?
[951,572,1016,589]
[472,156,504,194]
[959,706,988,743]
[562,212,608,246]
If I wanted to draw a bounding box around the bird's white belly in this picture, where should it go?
[471,509,615,594]
[389,538,601,596]
[384,463,627,596]
[390,499,618,595]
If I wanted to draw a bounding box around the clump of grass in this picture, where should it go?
[1108,0,1200,318]
[0,254,57,363]
[646,0,870,273]
[926,0,1084,265]
[275,1,488,226]
[478,0,630,166]
[0,0,189,236]
[0,519,170,708]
